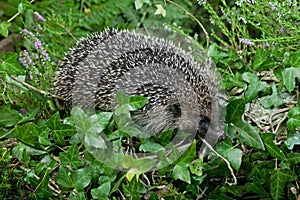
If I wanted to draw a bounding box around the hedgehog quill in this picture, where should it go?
[54,28,224,157]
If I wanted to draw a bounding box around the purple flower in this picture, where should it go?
[34,39,51,62]
[269,2,278,11]
[34,12,46,22]
[226,17,231,24]
[240,38,254,46]
[34,39,43,51]
[19,108,27,114]
[19,50,32,67]
[22,29,35,37]
[265,41,270,48]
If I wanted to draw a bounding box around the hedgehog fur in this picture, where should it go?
[54,28,221,143]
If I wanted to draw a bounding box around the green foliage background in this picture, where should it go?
[0,0,299,199]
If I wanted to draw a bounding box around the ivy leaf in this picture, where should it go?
[215,139,243,170]
[286,107,300,133]
[59,144,83,169]
[226,98,245,123]
[14,122,50,148]
[56,166,92,191]
[287,153,300,164]
[154,4,166,17]
[270,169,297,200]
[234,120,265,150]
[282,67,300,92]
[115,90,129,106]
[128,95,148,110]
[246,180,268,196]
[91,182,111,200]
[261,133,285,160]
[259,84,287,108]
[0,22,11,37]
[139,140,164,152]
[173,164,191,184]
[284,134,300,150]
[222,73,246,90]
[175,140,196,166]
[0,106,22,127]
[0,52,24,75]
[122,156,156,181]
[48,112,76,145]
[242,72,261,102]
[95,112,113,133]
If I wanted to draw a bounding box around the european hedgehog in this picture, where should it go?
[54,29,223,155]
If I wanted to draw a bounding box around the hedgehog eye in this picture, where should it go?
[168,103,181,118]
[197,116,210,137]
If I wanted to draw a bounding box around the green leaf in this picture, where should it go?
[68,191,87,200]
[115,90,129,106]
[282,67,300,92]
[17,2,32,14]
[261,133,285,160]
[226,98,245,123]
[190,158,204,176]
[91,182,111,200]
[222,73,246,90]
[0,106,22,127]
[110,175,126,195]
[234,120,265,150]
[207,43,229,62]
[12,142,46,160]
[71,107,108,148]
[56,166,92,190]
[246,180,267,196]
[0,52,24,75]
[0,22,11,37]
[289,50,300,68]
[173,164,191,183]
[59,144,83,169]
[84,131,107,149]
[242,72,261,102]
[154,4,166,17]
[38,127,51,146]
[122,155,155,175]
[252,48,268,70]
[121,125,148,138]
[128,95,148,110]
[95,112,113,132]
[14,122,45,147]
[284,134,300,150]
[287,153,300,164]
[215,139,243,170]
[134,0,144,9]
[139,140,164,152]
[18,107,39,124]
[259,84,287,108]
[175,140,196,166]
[48,112,76,145]
[270,169,297,200]
[56,166,73,189]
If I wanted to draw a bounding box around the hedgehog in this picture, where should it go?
[54,28,223,156]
